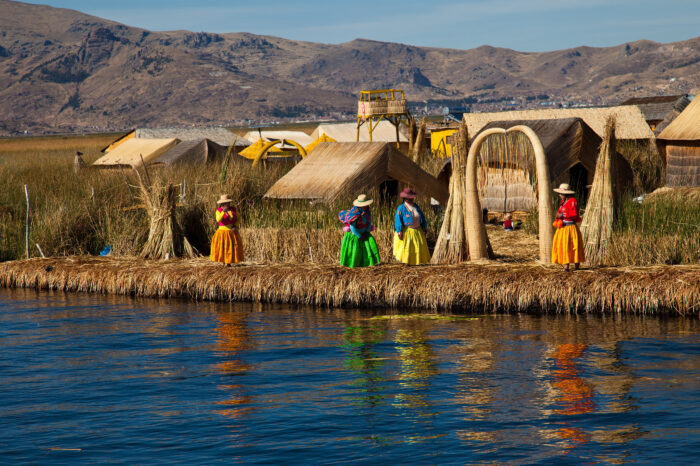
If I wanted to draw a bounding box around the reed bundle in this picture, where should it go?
[581,117,616,265]
[1,256,697,315]
[432,123,469,264]
[410,116,427,163]
[136,169,195,260]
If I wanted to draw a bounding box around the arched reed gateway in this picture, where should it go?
[465,126,554,262]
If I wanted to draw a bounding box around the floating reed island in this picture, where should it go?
[0,256,697,315]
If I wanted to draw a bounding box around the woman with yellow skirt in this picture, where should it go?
[210,194,244,266]
[551,183,585,271]
[393,187,431,265]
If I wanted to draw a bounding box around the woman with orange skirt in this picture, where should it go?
[551,183,585,271]
[210,194,244,265]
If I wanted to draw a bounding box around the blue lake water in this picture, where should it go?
[0,288,698,464]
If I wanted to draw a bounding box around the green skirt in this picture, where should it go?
[340,232,380,268]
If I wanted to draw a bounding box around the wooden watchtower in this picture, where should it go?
[357,89,412,148]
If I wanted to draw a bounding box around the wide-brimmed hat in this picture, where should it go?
[553,183,575,195]
[216,194,233,205]
[399,187,417,199]
[353,194,374,207]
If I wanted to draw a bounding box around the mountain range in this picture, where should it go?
[1,0,699,134]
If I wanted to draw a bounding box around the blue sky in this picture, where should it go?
[21,0,700,52]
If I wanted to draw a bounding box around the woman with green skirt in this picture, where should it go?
[338,194,381,268]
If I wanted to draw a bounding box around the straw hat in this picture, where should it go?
[553,183,575,195]
[399,187,417,199]
[216,194,233,205]
[353,194,373,207]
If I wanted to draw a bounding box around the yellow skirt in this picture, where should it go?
[551,224,585,265]
[393,228,431,265]
[210,228,244,264]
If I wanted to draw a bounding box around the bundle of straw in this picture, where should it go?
[135,169,196,260]
[431,123,469,264]
[410,116,427,163]
[581,116,617,264]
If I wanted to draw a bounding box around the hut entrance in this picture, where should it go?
[568,163,589,204]
[477,130,538,213]
[379,179,399,201]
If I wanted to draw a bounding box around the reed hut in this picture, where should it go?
[148,139,229,167]
[438,118,633,212]
[620,95,690,135]
[264,142,449,205]
[463,105,653,141]
[92,138,179,169]
[657,96,700,187]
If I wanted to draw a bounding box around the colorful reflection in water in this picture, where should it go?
[0,289,698,464]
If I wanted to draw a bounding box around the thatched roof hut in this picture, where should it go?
[438,118,633,212]
[620,95,690,134]
[657,96,700,187]
[92,138,179,168]
[148,139,229,167]
[463,105,653,140]
[264,142,449,204]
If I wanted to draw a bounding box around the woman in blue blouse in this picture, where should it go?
[338,194,381,268]
[393,187,430,265]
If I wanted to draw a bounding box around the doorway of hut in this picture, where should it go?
[568,163,589,206]
[379,179,399,202]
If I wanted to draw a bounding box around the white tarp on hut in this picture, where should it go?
[92,138,180,168]
[312,121,408,142]
[135,127,249,147]
[243,130,315,149]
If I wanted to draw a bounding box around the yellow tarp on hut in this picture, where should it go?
[305,134,336,154]
[238,139,270,160]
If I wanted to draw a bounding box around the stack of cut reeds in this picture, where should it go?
[136,169,196,260]
[581,116,616,265]
[432,123,469,264]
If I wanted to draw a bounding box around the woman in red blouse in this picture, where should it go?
[210,194,244,265]
[551,183,585,270]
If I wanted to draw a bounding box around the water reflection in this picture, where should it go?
[1,288,698,464]
[214,310,252,419]
[342,321,387,407]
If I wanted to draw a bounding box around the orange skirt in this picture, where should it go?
[551,224,585,265]
[210,228,244,264]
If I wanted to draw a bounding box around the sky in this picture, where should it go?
[19,0,700,52]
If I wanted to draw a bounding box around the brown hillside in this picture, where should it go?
[0,0,699,134]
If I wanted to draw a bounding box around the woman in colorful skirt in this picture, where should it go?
[210,194,244,266]
[393,187,431,265]
[338,194,381,268]
[551,183,585,271]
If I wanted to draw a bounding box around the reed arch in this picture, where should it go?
[251,139,307,167]
[465,125,554,262]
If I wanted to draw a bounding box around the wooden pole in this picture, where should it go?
[24,184,30,259]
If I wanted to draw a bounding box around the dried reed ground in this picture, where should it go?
[0,255,696,315]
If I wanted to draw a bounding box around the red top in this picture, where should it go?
[504,219,513,229]
[557,198,581,223]
[216,207,237,228]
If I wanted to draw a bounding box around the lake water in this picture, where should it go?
[1,288,698,464]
